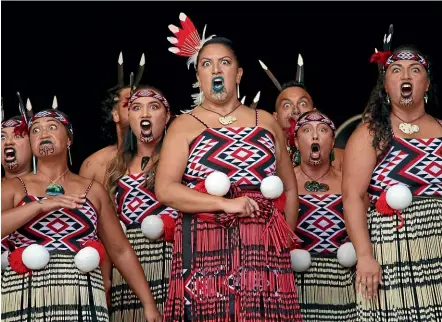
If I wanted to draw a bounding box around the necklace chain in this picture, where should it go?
[38,168,68,184]
[392,111,426,124]
[300,167,330,182]
[200,103,242,117]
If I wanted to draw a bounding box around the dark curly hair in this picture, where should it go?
[100,84,130,145]
[364,45,439,155]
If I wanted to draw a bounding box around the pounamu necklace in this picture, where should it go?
[200,103,242,126]
[301,168,331,192]
[39,169,69,196]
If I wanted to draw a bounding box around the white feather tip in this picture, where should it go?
[386,34,392,43]
[52,96,58,109]
[118,52,123,65]
[139,53,145,66]
[168,24,179,34]
[253,91,261,103]
[240,96,246,105]
[179,13,187,22]
[258,60,267,70]
[297,54,304,66]
[168,47,180,54]
[375,48,378,53]
[167,37,178,44]
[26,98,32,111]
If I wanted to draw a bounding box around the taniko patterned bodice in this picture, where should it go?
[296,194,348,254]
[9,180,99,252]
[183,126,277,187]
[368,136,442,202]
[114,173,178,226]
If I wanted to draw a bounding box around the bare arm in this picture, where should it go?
[79,158,97,181]
[269,112,299,231]
[1,180,42,237]
[342,124,376,257]
[93,183,158,310]
[155,116,226,213]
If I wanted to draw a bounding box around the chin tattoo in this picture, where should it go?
[399,96,413,107]
[309,157,322,166]
[39,143,55,156]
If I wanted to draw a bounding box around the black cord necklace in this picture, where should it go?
[300,167,331,192]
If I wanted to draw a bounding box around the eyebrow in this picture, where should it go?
[390,62,422,68]
[200,56,232,61]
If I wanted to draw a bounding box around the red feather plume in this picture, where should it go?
[370,51,392,66]
[168,13,201,58]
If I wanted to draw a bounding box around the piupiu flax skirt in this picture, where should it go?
[294,253,357,321]
[1,251,108,322]
[110,226,172,322]
[358,197,442,321]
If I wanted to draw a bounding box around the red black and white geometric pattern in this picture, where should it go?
[369,137,442,202]
[184,127,277,186]
[114,173,178,225]
[1,237,11,252]
[9,195,98,252]
[296,194,348,254]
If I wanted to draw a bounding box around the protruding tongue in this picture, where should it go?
[310,143,321,159]
[401,83,413,98]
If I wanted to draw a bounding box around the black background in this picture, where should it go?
[2,1,441,173]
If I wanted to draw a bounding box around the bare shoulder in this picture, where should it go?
[347,122,373,143]
[83,145,118,168]
[80,177,109,211]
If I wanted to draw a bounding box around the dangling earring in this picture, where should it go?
[67,145,72,166]
[294,150,301,165]
[386,94,391,105]
[424,92,428,104]
[330,149,335,164]
[32,155,37,175]
[237,83,240,99]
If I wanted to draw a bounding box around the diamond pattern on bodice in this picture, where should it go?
[114,173,178,225]
[184,127,276,187]
[296,194,348,254]
[10,195,98,252]
[368,137,442,201]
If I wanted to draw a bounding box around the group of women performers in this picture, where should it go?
[1,13,441,322]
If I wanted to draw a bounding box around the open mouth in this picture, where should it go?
[4,147,17,163]
[400,82,413,98]
[310,143,321,160]
[212,76,225,92]
[140,120,154,143]
[40,139,53,146]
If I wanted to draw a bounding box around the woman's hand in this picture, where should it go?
[38,194,86,213]
[356,255,382,299]
[221,196,260,218]
[143,303,162,322]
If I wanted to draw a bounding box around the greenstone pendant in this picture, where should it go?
[304,180,329,193]
[46,183,65,196]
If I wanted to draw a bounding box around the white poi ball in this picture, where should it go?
[74,247,100,273]
[119,220,127,235]
[337,242,357,268]
[290,249,311,272]
[386,184,413,210]
[205,171,231,196]
[260,175,284,199]
[141,215,164,240]
[1,251,9,270]
[22,244,50,270]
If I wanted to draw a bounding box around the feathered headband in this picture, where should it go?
[28,96,74,141]
[115,51,146,100]
[259,54,305,92]
[294,111,336,137]
[1,93,34,136]
[167,13,216,70]
[369,24,429,73]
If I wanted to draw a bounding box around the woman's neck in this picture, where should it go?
[299,161,331,181]
[36,158,70,181]
[391,103,426,122]
[202,98,241,114]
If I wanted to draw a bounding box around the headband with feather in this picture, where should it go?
[114,52,146,96]
[259,53,305,92]
[167,13,216,70]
